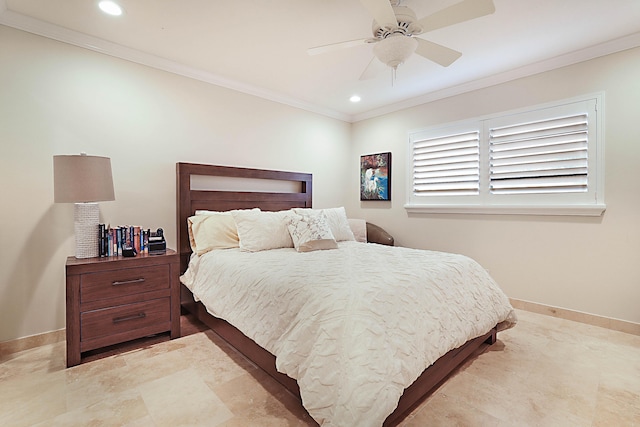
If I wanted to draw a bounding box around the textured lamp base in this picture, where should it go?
[74,203,99,259]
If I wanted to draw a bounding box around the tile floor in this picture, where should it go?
[1,309,639,426]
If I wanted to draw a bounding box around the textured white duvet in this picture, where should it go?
[181,241,516,426]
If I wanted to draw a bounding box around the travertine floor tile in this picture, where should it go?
[0,368,68,426]
[33,388,148,427]
[399,392,507,427]
[139,368,234,427]
[210,366,315,426]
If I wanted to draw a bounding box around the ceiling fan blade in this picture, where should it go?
[359,56,386,80]
[359,0,397,28]
[308,38,368,55]
[418,0,495,33]
[415,38,462,67]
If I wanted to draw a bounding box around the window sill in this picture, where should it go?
[404,203,606,217]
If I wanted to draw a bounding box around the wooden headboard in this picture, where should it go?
[176,162,313,272]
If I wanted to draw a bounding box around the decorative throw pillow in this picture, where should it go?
[294,207,355,242]
[286,210,338,252]
[187,212,240,255]
[232,209,294,252]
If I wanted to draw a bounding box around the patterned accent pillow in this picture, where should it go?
[286,210,338,252]
[293,207,355,242]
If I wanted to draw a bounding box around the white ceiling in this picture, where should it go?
[2,0,640,122]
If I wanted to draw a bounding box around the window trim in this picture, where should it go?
[405,93,606,216]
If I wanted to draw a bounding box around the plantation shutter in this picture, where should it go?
[489,114,589,194]
[406,95,603,215]
[412,130,480,196]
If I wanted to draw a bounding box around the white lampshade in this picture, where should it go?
[54,154,115,258]
[373,34,418,69]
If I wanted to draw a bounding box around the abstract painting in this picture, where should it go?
[360,152,391,201]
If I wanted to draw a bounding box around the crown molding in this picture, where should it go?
[0,8,352,123]
[352,31,640,122]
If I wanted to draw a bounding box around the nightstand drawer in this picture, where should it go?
[81,297,170,341]
[81,265,170,303]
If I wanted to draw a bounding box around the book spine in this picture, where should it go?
[98,224,106,257]
[123,226,128,248]
[144,229,149,254]
[111,228,117,256]
[134,226,141,253]
[117,227,123,256]
[104,225,109,257]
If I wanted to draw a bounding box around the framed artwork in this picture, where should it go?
[360,152,391,201]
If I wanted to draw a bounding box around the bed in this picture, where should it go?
[177,162,516,426]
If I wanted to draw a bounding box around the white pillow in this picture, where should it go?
[188,212,239,255]
[232,210,294,252]
[348,218,367,243]
[286,210,338,252]
[294,207,355,242]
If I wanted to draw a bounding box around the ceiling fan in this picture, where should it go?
[308,0,495,80]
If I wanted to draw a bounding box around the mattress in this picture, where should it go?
[181,241,516,426]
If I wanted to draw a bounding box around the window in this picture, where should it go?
[406,94,605,216]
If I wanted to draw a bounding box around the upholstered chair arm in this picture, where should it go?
[366,222,394,246]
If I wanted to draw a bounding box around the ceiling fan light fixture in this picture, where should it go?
[373,34,417,69]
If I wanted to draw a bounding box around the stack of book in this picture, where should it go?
[98,225,151,257]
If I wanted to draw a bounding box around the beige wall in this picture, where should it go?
[349,47,640,324]
[0,26,351,342]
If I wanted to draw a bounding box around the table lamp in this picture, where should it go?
[54,153,115,258]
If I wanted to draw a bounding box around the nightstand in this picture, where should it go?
[65,249,180,367]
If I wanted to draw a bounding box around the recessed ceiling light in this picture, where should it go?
[350,95,361,103]
[98,1,123,16]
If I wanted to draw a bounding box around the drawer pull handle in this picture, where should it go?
[113,312,146,323]
[112,278,145,286]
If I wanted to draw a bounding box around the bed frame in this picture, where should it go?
[177,162,497,426]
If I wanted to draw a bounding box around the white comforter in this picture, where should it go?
[181,241,516,426]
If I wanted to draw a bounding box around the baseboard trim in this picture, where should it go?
[0,329,65,358]
[510,298,640,336]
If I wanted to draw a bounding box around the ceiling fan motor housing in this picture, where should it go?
[372,5,423,40]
